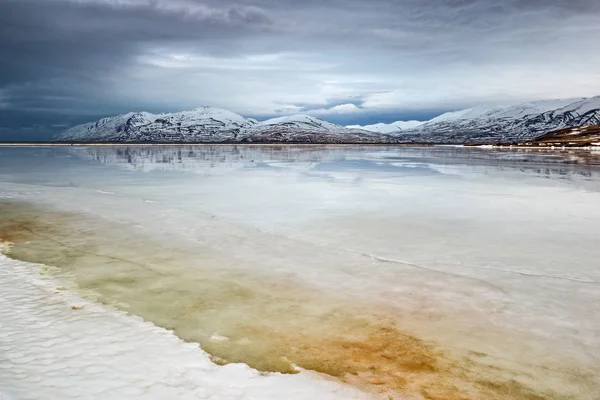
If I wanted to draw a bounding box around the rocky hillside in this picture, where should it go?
[523,125,600,147]
[395,97,600,144]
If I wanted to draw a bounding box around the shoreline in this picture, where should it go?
[0,142,598,150]
[0,247,370,400]
[2,142,429,147]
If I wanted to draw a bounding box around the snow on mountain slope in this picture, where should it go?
[56,107,256,143]
[488,98,582,119]
[554,97,600,116]
[54,96,600,144]
[243,115,387,143]
[346,98,594,140]
[259,115,343,132]
[56,110,385,143]
[347,120,423,133]
[56,112,156,141]
[398,96,600,144]
[426,105,498,124]
[161,107,252,127]
[421,99,580,127]
[134,107,255,142]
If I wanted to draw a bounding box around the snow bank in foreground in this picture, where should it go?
[0,252,369,400]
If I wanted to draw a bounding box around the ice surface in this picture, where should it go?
[1,145,600,399]
[0,251,369,400]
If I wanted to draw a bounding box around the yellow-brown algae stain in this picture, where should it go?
[0,200,590,400]
[196,316,568,400]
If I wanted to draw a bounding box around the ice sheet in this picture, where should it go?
[0,251,369,400]
[1,145,600,399]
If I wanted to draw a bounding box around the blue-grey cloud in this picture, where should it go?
[1,0,600,140]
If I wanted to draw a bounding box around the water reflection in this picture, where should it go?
[62,145,600,184]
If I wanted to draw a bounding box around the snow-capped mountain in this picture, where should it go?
[242,115,384,143]
[397,97,600,143]
[346,120,423,133]
[345,97,600,143]
[56,112,157,142]
[260,115,344,131]
[56,107,256,143]
[56,108,389,143]
[55,96,600,144]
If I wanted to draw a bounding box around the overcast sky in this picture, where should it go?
[1,0,600,140]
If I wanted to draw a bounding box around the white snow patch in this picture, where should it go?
[425,106,492,124]
[554,96,600,116]
[256,115,356,134]
[260,115,333,127]
[421,98,586,126]
[0,251,369,400]
[347,120,423,133]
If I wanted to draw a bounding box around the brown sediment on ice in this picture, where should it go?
[0,200,596,400]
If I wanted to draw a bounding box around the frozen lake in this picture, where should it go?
[1,145,600,400]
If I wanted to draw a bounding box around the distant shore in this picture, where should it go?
[1,142,599,149]
[1,142,430,146]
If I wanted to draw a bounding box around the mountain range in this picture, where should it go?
[55,107,384,144]
[352,96,600,144]
[55,96,600,144]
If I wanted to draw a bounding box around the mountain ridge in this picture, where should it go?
[55,96,600,144]
[394,96,600,143]
[56,107,388,144]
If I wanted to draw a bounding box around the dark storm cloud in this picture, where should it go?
[0,0,273,85]
[1,0,600,140]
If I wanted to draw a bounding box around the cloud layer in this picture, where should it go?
[1,0,600,139]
